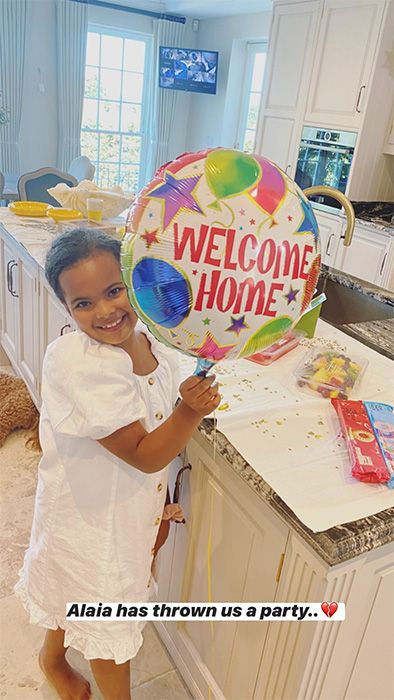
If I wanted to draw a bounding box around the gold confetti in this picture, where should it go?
[218,402,230,411]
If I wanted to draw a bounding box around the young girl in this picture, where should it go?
[14,228,220,700]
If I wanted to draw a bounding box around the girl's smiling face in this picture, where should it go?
[59,251,138,345]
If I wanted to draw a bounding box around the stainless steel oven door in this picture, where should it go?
[295,127,357,209]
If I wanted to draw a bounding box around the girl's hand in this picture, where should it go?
[179,375,221,416]
[162,503,185,522]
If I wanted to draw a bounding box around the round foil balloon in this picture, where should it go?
[121,148,320,373]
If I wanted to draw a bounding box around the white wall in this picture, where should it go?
[186,12,271,152]
[17,2,269,175]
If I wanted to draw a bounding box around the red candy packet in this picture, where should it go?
[331,398,391,484]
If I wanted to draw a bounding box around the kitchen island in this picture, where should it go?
[0,209,393,700]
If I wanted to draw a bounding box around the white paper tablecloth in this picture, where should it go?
[180,320,394,532]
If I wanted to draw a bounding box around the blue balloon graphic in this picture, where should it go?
[132,258,192,328]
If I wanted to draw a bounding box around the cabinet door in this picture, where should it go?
[161,434,288,700]
[38,274,74,399]
[255,1,320,174]
[314,210,343,266]
[335,223,390,285]
[306,0,386,129]
[0,235,19,366]
[344,562,394,700]
[17,249,39,402]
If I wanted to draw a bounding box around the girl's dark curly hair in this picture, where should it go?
[45,228,121,303]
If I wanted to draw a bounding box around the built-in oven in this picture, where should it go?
[295,126,357,209]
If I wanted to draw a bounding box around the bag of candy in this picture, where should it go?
[331,398,391,484]
[364,402,394,488]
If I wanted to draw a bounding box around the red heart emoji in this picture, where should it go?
[321,601,338,617]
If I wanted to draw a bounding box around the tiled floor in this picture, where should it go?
[0,365,193,699]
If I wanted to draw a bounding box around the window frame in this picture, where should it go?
[236,42,267,153]
[81,23,153,191]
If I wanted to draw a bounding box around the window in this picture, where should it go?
[237,43,267,153]
[81,27,151,193]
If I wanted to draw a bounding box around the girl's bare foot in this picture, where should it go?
[39,649,91,700]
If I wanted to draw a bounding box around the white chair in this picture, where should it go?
[68,156,95,182]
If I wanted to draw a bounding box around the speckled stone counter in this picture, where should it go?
[196,418,394,568]
[342,319,394,361]
[320,264,394,305]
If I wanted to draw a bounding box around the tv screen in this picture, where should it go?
[159,46,218,95]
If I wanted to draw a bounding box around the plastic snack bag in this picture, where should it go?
[364,402,394,488]
[331,398,391,483]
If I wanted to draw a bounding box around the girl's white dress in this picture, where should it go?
[14,323,180,664]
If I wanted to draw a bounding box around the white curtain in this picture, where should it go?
[0,0,27,173]
[144,19,186,183]
[56,0,88,171]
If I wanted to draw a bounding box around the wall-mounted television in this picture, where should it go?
[159,46,218,95]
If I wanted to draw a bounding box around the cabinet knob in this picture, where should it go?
[355,85,366,113]
[60,323,71,336]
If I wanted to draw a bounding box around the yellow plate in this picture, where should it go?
[9,201,50,217]
[46,207,84,222]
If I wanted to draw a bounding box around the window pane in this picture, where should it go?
[124,39,145,72]
[122,73,143,103]
[121,103,141,133]
[119,166,139,194]
[251,52,266,92]
[99,163,120,189]
[86,33,100,66]
[81,131,99,161]
[243,129,256,153]
[99,134,120,163]
[99,101,120,131]
[101,35,123,69]
[85,66,99,98]
[246,92,261,130]
[82,99,98,129]
[100,68,122,101]
[121,135,141,163]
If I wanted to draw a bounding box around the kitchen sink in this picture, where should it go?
[316,277,394,325]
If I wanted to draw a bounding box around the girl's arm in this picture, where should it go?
[98,374,220,473]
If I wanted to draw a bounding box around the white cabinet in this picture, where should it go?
[314,209,343,265]
[336,222,392,287]
[37,270,74,402]
[255,1,321,175]
[154,432,394,700]
[0,226,40,404]
[0,233,19,366]
[17,246,40,401]
[383,108,394,155]
[306,0,386,129]
[153,433,289,700]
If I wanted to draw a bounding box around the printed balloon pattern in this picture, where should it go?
[122,149,320,372]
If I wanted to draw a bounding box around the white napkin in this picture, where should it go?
[47,180,135,218]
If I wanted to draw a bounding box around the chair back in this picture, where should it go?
[68,156,95,182]
[0,172,4,197]
[18,168,78,206]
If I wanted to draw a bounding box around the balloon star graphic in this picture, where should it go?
[141,229,159,248]
[147,172,203,229]
[226,315,249,336]
[249,218,256,225]
[191,332,235,361]
[284,285,299,304]
[295,199,319,244]
[202,318,211,325]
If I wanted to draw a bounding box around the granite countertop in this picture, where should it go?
[196,419,394,568]
[1,208,393,568]
[342,319,394,361]
[320,263,394,305]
